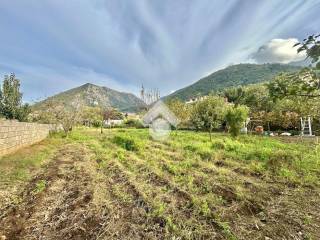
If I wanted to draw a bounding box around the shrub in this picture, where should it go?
[225,105,249,137]
[124,119,144,128]
[112,135,140,151]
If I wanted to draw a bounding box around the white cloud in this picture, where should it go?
[252,38,306,64]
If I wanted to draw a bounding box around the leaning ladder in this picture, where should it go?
[300,117,313,136]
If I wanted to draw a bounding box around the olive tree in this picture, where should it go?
[191,96,226,140]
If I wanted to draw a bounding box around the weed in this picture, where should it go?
[112,135,141,151]
[218,221,237,240]
[211,139,226,149]
[32,180,46,194]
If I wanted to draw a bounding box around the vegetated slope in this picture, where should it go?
[166,63,302,101]
[33,83,146,113]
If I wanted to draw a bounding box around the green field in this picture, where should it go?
[1,128,319,239]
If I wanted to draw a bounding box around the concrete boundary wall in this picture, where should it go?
[0,120,56,157]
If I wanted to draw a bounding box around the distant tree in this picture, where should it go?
[268,68,320,99]
[167,99,192,129]
[223,87,244,106]
[80,106,104,128]
[0,73,30,121]
[191,96,226,140]
[33,100,81,135]
[268,34,320,100]
[240,85,274,112]
[104,108,123,120]
[225,105,249,137]
[103,107,124,133]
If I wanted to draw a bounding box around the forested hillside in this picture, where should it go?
[166,63,301,101]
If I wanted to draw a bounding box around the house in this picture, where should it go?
[104,119,123,127]
[185,96,208,104]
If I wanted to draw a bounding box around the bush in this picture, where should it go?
[112,135,140,151]
[225,105,249,137]
[92,120,102,128]
[124,119,144,128]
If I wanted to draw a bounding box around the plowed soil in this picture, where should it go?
[1,130,319,240]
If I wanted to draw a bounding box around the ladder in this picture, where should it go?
[300,117,313,136]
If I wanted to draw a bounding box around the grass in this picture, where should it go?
[32,180,47,195]
[0,136,66,186]
[67,127,320,238]
[2,127,319,239]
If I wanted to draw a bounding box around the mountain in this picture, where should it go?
[33,83,146,113]
[165,63,302,101]
[288,58,313,67]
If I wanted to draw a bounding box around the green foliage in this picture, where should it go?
[0,73,30,121]
[32,100,82,134]
[223,87,244,106]
[166,63,301,101]
[166,99,192,128]
[104,107,124,120]
[112,135,140,151]
[294,34,320,68]
[268,68,320,99]
[33,180,47,194]
[124,118,144,128]
[224,84,274,113]
[267,34,320,100]
[225,105,249,137]
[191,96,227,139]
[80,106,104,127]
[221,83,318,132]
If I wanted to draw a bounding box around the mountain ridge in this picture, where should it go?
[165,63,302,101]
[33,83,146,113]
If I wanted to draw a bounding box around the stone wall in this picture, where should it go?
[0,120,55,157]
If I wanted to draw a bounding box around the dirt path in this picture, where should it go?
[0,144,107,240]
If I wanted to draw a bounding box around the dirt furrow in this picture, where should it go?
[0,144,106,240]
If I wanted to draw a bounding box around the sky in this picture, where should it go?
[0,0,319,102]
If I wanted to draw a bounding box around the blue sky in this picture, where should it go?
[0,0,319,102]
